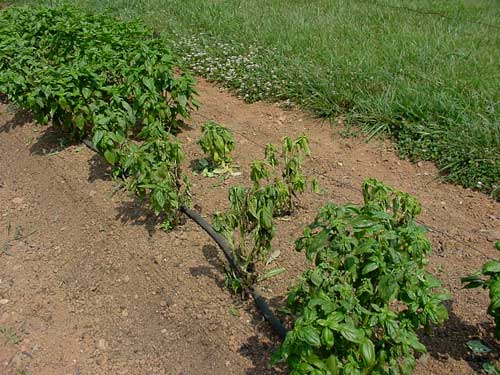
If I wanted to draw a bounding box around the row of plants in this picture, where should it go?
[208,136,500,374]
[197,120,454,374]
[0,4,198,228]
[202,127,500,373]
[199,123,500,373]
[1,4,499,375]
[199,123,459,373]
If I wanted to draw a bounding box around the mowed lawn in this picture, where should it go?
[6,0,500,197]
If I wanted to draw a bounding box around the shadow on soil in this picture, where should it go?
[189,244,289,374]
[28,127,74,156]
[239,334,286,375]
[0,107,33,133]
[189,244,226,289]
[115,198,159,237]
[87,153,112,182]
[239,293,289,375]
[419,301,498,372]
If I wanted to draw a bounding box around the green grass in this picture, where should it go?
[5,0,500,198]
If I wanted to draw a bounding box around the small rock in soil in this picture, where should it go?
[97,339,107,350]
[12,197,24,205]
[487,232,500,243]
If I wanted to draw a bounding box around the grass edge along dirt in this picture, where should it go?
[274,178,450,374]
[0,4,198,229]
[166,1,500,201]
[19,0,500,200]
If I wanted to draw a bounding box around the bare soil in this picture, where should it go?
[1,79,499,375]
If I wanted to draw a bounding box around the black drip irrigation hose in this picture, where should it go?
[182,206,288,340]
[82,139,288,340]
[181,206,241,275]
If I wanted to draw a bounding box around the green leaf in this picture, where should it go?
[104,150,117,165]
[259,206,273,230]
[325,355,339,375]
[483,362,500,374]
[142,77,156,91]
[406,332,427,352]
[483,261,500,275]
[299,326,321,347]
[310,268,323,287]
[360,338,375,365]
[75,114,85,130]
[490,295,500,312]
[339,325,364,344]
[305,230,329,261]
[311,178,321,194]
[178,94,187,108]
[461,274,484,289]
[351,217,377,229]
[321,327,334,348]
[326,312,344,329]
[377,275,399,302]
[152,190,166,210]
[257,268,285,282]
[92,130,104,147]
[306,354,328,371]
[362,262,379,275]
[82,87,91,99]
[466,340,491,354]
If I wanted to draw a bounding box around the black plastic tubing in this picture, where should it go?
[182,206,287,340]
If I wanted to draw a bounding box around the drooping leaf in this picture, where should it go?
[466,340,491,354]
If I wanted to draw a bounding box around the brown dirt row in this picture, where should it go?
[0,78,499,374]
